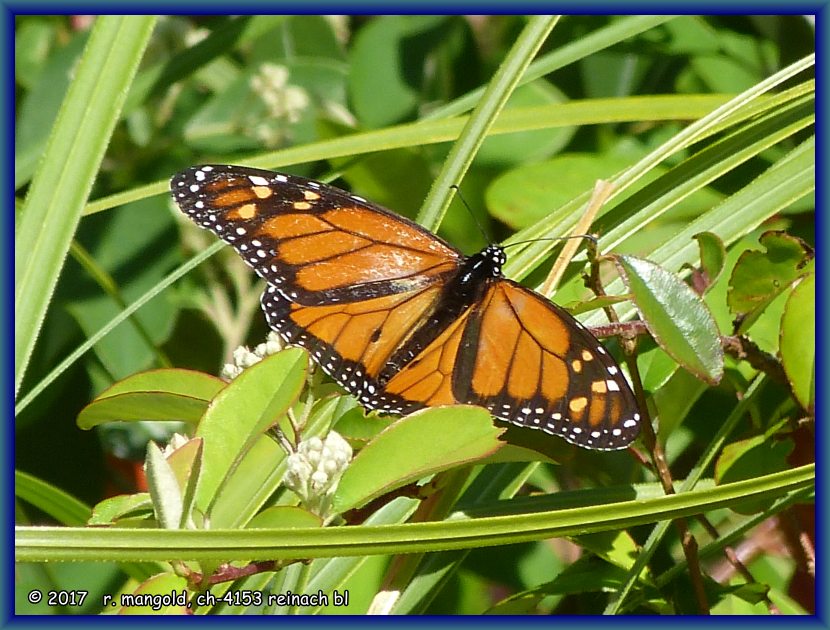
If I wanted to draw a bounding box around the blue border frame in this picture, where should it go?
[7,5,825,626]
[814,3,826,626]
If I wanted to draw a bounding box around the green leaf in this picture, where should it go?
[15,16,157,396]
[692,231,727,291]
[207,393,341,530]
[77,369,225,429]
[688,29,777,93]
[15,470,91,527]
[476,80,574,167]
[487,153,635,230]
[780,272,815,411]
[88,493,153,526]
[166,438,204,529]
[649,367,708,444]
[193,348,307,517]
[727,230,814,332]
[494,425,569,463]
[332,407,395,446]
[416,15,558,233]
[615,254,724,384]
[348,16,450,128]
[333,406,505,513]
[144,442,184,530]
[575,529,649,574]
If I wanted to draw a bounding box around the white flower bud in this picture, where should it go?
[281,431,353,518]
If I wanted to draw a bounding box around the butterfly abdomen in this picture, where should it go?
[377,245,505,384]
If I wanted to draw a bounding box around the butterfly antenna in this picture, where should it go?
[503,234,598,250]
[450,184,493,244]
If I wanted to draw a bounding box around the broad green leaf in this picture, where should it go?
[615,254,723,384]
[193,348,307,515]
[780,272,815,411]
[183,70,265,152]
[487,153,635,230]
[207,393,342,530]
[738,278,792,356]
[727,230,813,332]
[77,369,225,429]
[477,80,574,167]
[88,493,153,526]
[637,343,680,393]
[333,406,505,513]
[332,407,395,446]
[575,529,649,574]
[338,148,434,219]
[249,15,342,61]
[494,424,569,464]
[348,15,449,128]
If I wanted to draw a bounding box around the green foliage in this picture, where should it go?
[15,15,814,616]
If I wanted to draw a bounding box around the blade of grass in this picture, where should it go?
[424,15,676,120]
[604,376,768,614]
[500,56,814,287]
[15,16,157,397]
[416,15,559,231]
[14,241,223,417]
[84,93,730,218]
[15,463,813,563]
[581,134,814,328]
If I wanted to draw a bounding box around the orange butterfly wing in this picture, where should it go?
[172,165,462,299]
[172,165,641,450]
[378,280,640,449]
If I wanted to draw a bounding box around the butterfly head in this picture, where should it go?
[483,244,507,274]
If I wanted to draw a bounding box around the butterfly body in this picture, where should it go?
[172,165,641,450]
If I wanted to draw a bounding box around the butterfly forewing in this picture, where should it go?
[172,164,641,451]
[171,165,463,303]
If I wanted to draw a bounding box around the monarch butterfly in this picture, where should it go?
[171,165,641,450]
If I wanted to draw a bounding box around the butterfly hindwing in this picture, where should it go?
[464,281,640,450]
[261,281,451,414]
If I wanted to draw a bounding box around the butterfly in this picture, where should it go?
[171,165,641,450]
